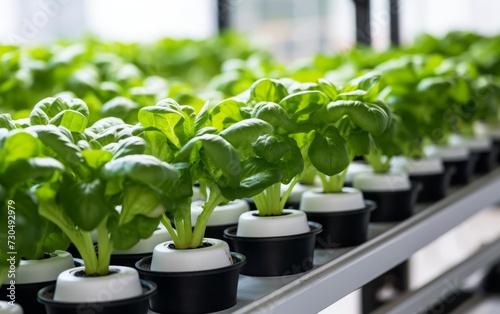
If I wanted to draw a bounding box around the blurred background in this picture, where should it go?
[2,0,500,61]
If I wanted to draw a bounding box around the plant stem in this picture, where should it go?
[161,214,179,244]
[33,223,49,259]
[182,207,193,247]
[253,182,282,216]
[174,216,187,248]
[190,185,226,248]
[319,167,349,193]
[280,176,300,210]
[301,168,317,186]
[96,217,112,275]
[81,232,98,274]
[365,147,391,173]
[197,179,208,199]
[38,199,98,274]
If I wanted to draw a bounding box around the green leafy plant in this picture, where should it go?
[375,56,448,158]
[0,127,68,281]
[137,98,251,249]
[302,74,392,192]
[17,96,181,276]
[216,78,312,216]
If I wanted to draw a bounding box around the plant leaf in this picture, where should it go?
[315,100,390,136]
[82,150,113,170]
[108,212,159,250]
[3,157,63,187]
[49,110,88,133]
[109,136,146,159]
[138,105,183,148]
[220,157,283,200]
[252,134,289,163]
[175,134,241,187]
[279,90,330,116]
[89,117,126,133]
[308,128,349,176]
[58,179,109,231]
[219,118,273,149]
[0,114,16,130]
[250,78,289,103]
[101,154,180,186]
[26,125,82,166]
[251,102,296,131]
[210,98,245,130]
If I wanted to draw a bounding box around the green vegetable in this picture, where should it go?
[0,129,68,281]
[25,97,181,275]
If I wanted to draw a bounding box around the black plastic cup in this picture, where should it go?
[444,154,479,185]
[224,222,322,277]
[473,146,499,174]
[304,201,375,248]
[362,183,422,222]
[136,253,245,314]
[1,258,83,314]
[37,280,156,314]
[410,167,454,203]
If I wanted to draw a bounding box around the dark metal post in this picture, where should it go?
[353,0,371,46]
[217,0,231,32]
[389,0,400,46]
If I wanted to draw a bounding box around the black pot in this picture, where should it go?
[304,201,375,248]
[204,223,237,240]
[224,222,322,276]
[110,253,149,268]
[37,280,156,314]
[473,146,499,174]
[409,167,454,203]
[65,243,81,259]
[483,262,500,293]
[362,183,422,222]
[2,280,52,314]
[203,224,239,252]
[136,253,245,314]
[284,200,301,209]
[244,197,305,211]
[1,258,83,314]
[494,139,500,164]
[444,154,479,185]
[244,198,257,211]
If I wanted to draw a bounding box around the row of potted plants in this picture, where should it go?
[0,67,392,313]
[1,33,500,313]
[2,69,499,313]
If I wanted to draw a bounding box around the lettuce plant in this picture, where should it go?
[0,125,68,281]
[212,78,309,216]
[377,55,482,157]
[375,56,449,158]
[13,97,181,276]
[137,99,250,249]
[306,73,391,192]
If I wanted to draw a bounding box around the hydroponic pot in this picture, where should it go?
[136,253,245,314]
[224,221,321,276]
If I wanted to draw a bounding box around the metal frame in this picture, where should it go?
[226,167,500,314]
[372,238,500,314]
[353,0,372,45]
[389,0,400,46]
[217,0,231,32]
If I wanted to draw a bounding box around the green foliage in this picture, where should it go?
[2,30,500,268]
[0,129,68,273]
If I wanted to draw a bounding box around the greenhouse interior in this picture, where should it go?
[1,0,500,313]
